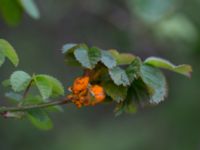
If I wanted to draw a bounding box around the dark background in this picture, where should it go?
[0,0,200,150]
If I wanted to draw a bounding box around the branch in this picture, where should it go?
[0,98,70,113]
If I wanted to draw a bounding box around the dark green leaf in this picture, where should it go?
[0,0,23,25]
[27,109,53,130]
[126,57,141,83]
[74,47,101,69]
[129,79,150,103]
[0,39,19,66]
[10,71,32,92]
[64,53,81,66]
[109,66,130,86]
[115,81,145,116]
[102,81,128,103]
[19,0,40,19]
[140,64,167,104]
[100,50,116,68]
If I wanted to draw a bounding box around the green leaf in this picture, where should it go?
[74,47,101,69]
[102,81,128,103]
[19,0,40,19]
[0,0,23,25]
[34,75,64,99]
[64,53,81,66]
[34,75,52,100]
[109,67,130,86]
[109,49,135,65]
[27,109,53,130]
[100,50,117,68]
[144,57,192,77]
[10,71,32,92]
[140,65,167,104]
[0,51,5,67]
[42,75,65,97]
[130,79,149,103]
[115,79,148,116]
[126,57,141,83]
[0,39,19,66]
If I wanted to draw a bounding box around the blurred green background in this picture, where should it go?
[0,0,200,149]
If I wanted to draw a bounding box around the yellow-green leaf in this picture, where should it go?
[109,49,135,65]
[0,39,19,66]
[34,74,64,99]
[34,75,53,100]
[144,57,192,77]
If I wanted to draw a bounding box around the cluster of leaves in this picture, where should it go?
[0,39,64,130]
[0,0,39,25]
[5,71,64,129]
[0,39,192,130]
[62,43,192,115]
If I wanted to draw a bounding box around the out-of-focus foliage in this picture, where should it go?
[0,0,39,25]
[128,0,198,43]
[129,0,175,23]
[0,39,19,67]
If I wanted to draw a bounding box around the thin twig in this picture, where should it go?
[23,79,34,100]
[0,98,70,113]
[23,79,33,99]
[17,79,34,106]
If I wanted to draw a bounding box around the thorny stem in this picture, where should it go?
[0,98,71,114]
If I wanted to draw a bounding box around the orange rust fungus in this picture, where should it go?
[67,76,105,108]
[72,76,89,94]
[90,85,105,105]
